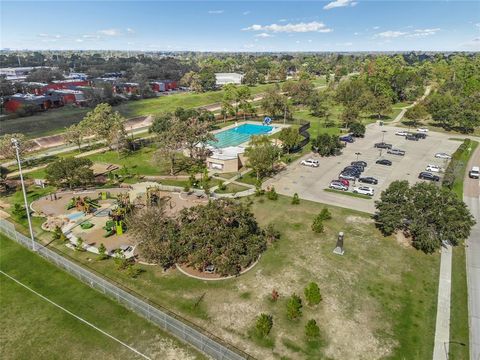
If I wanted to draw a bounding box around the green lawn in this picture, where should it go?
[214,182,250,194]
[33,194,439,359]
[0,235,204,360]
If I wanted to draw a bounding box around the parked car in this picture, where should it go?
[376,159,392,166]
[417,128,429,132]
[339,135,354,143]
[387,148,406,156]
[435,152,451,159]
[339,172,357,181]
[344,165,364,173]
[353,186,374,196]
[374,142,393,149]
[395,131,409,136]
[426,164,441,173]
[405,134,419,141]
[351,161,367,167]
[301,158,320,167]
[415,133,427,139]
[342,169,361,177]
[337,179,350,187]
[419,172,440,181]
[469,166,480,179]
[330,181,348,191]
[359,176,378,185]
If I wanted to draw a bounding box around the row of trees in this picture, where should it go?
[127,199,269,276]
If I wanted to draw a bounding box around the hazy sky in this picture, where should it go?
[1,0,479,51]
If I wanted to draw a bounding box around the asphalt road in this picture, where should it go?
[265,123,461,214]
[464,145,480,360]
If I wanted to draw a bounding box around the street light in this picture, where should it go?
[381,130,387,143]
[11,138,36,251]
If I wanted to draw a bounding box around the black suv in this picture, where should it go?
[419,172,440,181]
[359,176,378,185]
[414,133,427,139]
[351,161,367,167]
[344,165,364,173]
[376,159,392,166]
[406,134,419,141]
[374,142,393,149]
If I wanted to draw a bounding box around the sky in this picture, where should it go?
[1,0,479,52]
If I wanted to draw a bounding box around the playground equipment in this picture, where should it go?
[263,117,272,126]
[67,196,100,213]
[102,192,131,237]
[146,186,171,208]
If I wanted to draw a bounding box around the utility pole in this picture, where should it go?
[11,138,36,251]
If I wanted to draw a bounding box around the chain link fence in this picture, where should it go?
[0,219,251,360]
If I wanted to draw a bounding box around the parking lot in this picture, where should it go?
[264,123,462,213]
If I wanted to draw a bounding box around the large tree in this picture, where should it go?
[375,181,475,253]
[311,134,343,157]
[278,127,301,153]
[0,133,35,159]
[245,135,280,180]
[45,157,94,189]
[81,103,125,149]
[261,86,291,121]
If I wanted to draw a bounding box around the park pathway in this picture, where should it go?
[433,244,453,360]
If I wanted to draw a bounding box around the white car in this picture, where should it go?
[352,186,374,196]
[426,164,441,173]
[417,128,429,133]
[395,131,409,136]
[301,159,319,167]
[435,152,451,159]
[330,181,348,191]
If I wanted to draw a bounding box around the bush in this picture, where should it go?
[304,282,322,306]
[218,181,227,191]
[311,215,324,233]
[442,139,471,189]
[264,223,281,244]
[292,193,300,205]
[255,180,265,196]
[97,243,108,260]
[305,319,320,339]
[266,186,278,200]
[75,237,84,251]
[286,293,303,320]
[255,313,273,337]
[52,226,62,242]
[12,203,26,220]
[318,207,332,221]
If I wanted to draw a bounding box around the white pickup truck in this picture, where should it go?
[469,166,479,179]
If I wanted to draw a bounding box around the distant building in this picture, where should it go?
[215,73,244,86]
[150,80,178,92]
[0,66,54,81]
[206,146,246,173]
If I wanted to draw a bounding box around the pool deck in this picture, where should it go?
[210,120,289,148]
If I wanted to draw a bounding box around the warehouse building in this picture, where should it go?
[215,73,244,86]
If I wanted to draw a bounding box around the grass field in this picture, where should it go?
[0,234,204,360]
[214,182,250,194]
[35,194,440,360]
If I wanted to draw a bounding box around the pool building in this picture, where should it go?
[205,122,283,173]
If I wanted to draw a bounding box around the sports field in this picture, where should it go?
[0,235,205,360]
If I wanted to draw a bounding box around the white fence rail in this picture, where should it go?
[0,219,250,360]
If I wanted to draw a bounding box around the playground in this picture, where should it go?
[31,182,208,257]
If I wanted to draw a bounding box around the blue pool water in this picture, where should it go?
[66,211,85,221]
[211,124,274,148]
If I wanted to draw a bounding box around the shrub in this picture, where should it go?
[12,203,26,220]
[304,282,322,306]
[305,319,320,339]
[292,193,300,205]
[75,237,84,251]
[218,181,227,191]
[97,243,108,260]
[311,216,324,233]
[286,293,302,320]
[255,180,264,196]
[266,186,278,200]
[318,207,332,221]
[255,313,273,337]
[264,223,281,244]
[52,226,62,242]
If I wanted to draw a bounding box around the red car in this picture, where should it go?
[338,179,350,187]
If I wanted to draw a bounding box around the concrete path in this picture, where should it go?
[433,244,453,360]
[464,145,480,360]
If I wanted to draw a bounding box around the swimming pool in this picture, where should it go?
[66,211,85,221]
[211,123,274,148]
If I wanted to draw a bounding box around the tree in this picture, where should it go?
[405,103,429,125]
[304,282,322,306]
[255,314,273,337]
[45,157,94,189]
[25,68,64,82]
[311,215,324,233]
[367,95,392,119]
[292,193,300,205]
[278,127,301,153]
[261,86,291,120]
[236,85,253,121]
[98,243,108,260]
[243,69,258,86]
[349,122,366,137]
[286,293,303,320]
[311,134,343,157]
[81,103,125,149]
[199,68,216,91]
[375,181,475,253]
[305,319,320,339]
[64,123,86,151]
[52,226,62,242]
[0,133,35,159]
[308,91,330,119]
[318,207,332,221]
[221,84,236,120]
[245,135,281,180]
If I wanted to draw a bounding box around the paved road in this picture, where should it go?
[464,145,480,360]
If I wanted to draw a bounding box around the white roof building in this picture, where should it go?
[215,73,244,86]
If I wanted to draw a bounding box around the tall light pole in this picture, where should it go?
[11,138,36,251]
[381,130,387,143]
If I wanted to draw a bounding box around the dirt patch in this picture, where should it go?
[346,215,375,225]
[395,231,412,248]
